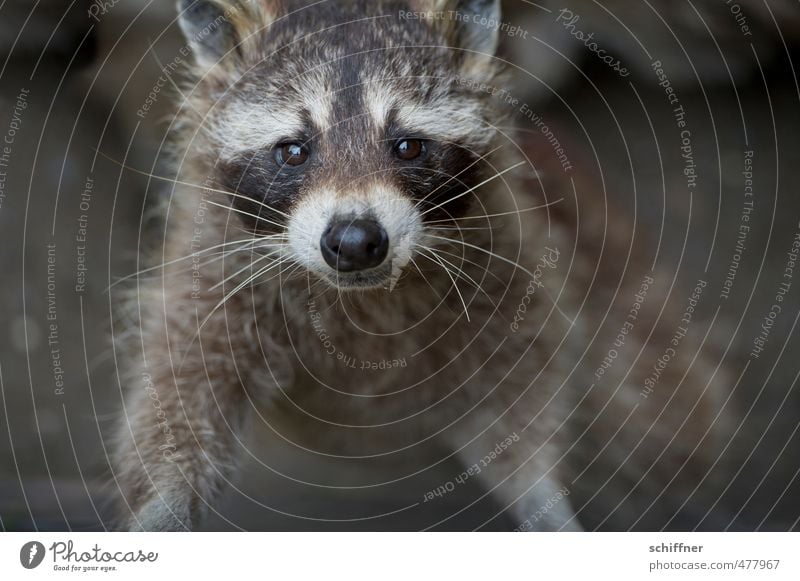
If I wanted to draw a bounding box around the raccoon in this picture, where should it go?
[114,0,733,531]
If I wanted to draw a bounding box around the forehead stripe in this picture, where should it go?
[215,104,305,154]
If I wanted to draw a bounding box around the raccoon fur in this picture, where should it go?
[113,0,734,531]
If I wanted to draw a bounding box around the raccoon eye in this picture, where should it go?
[275,142,309,167]
[394,139,425,161]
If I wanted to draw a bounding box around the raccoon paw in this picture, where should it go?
[126,494,194,532]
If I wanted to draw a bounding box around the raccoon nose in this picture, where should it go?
[321,218,389,272]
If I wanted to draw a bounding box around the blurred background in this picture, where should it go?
[1,0,799,531]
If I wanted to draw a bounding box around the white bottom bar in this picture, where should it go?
[1,532,797,579]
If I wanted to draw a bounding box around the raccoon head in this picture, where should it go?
[178,0,509,291]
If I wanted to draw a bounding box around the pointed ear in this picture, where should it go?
[412,0,502,71]
[177,0,277,71]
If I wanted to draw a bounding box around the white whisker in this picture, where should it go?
[95,149,292,220]
[412,143,504,211]
[107,237,271,291]
[427,234,575,327]
[432,246,507,289]
[424,198,564,224]
[409,256,447,302]
[415,244,497,309]
[208,247,287,292]
[419,161,526,217]
[416,248,471,322]
[205,199,288,231]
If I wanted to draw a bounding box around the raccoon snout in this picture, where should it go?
[320,218,389,272]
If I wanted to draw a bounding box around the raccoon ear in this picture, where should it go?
[452,0,502,57]
[413,0,502,61]
[177,0,277,70]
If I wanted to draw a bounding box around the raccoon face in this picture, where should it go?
[179,0,505,290]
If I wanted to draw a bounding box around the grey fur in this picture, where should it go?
[114,0,733,531]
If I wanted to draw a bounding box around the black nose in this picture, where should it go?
[321,218,389,272]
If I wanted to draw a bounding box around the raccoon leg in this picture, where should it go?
[444,415,582,531]
[500,467,582,532]
[114,353,248,531]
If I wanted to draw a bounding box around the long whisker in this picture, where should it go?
[252,260,303,289]
[208,247,287,292]
[412,143,504,211]
[204,199,288,231]
[176,253,296,376]
[94,149,292,220]
[124,241,283,285]
[424,198,565,224]
[234,224,290,240]
[107,237,272,291]
[415,244,497,309]
[409,255,446,303]
[416,245,483,291]
[426,234,575,326]
[427,225,494,232]
[196,252,294,336]
[419,161,527,217]
[415,248,471,322]
[430,245,507,289]
[197,236,288,271]
[427,234,538,279]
